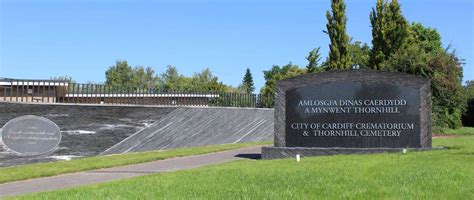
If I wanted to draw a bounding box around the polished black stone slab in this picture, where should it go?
[285,82,420,148]
[264,69,433,159]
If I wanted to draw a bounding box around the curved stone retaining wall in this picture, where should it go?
[0,102,273,167]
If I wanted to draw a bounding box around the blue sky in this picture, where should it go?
[1,0,473,91]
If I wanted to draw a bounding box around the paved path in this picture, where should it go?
[0,146,263,197]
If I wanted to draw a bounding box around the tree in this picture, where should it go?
[158,65,190,91]
[409,22,443,53]
[157,66,232,92]
[105,60,160,91]
[306,47,322,73]
[260,63,306,107]
[369,0,410,70]
[385,23,465,129]
[349,41,370,69]
[325,0,351,70]
[426,50,465,129]
[132,66,159,89]
[105,60,135,90]
[386,43,430,76]
[241,68,255,94]
[367,0,464,129]
[190,68,227,92]
[463,81,474,127]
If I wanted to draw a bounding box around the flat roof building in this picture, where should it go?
[0,78,224,106]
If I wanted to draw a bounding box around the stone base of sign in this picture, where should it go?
[261,146,444,159]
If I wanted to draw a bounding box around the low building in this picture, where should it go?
[0,78,68,103]
[0,78,220,106]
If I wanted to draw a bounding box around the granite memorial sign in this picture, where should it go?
[262,69,433,159]
[1,115,61,156]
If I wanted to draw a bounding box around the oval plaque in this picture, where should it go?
[1,115,61,156]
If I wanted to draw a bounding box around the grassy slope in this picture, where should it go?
[0,141,270,184]
[12,136,474,200]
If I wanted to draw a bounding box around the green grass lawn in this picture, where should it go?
[10,136,474,200]
[0,141,270,184]
[435,126,474,135]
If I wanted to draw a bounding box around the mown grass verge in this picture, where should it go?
[434,126,474,136]
[10,136,474,200]
[0,141,270,184]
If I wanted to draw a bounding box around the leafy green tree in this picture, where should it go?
[158,65,191,91]
[369,0,410,70]
[386,44,430,76]
[368,1,464,129]
[105,60,135,91]
[386,23,465,129]
[409,22,443,53]
[349,41,370,69]
[157,66,232,92]
[241,68,255,94]
[190,68,228,92]
[260,63,306,107]
[306,47,322,73]
[463,81,474,126]
[325,0,351,70]
[427,50,465,129]
[105,60,160,91]
[132,66,159,89]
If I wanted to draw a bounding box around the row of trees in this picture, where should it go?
[104,60,256,94]
[260,0,466,129]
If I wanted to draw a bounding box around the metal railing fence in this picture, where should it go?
[0,80,273,108]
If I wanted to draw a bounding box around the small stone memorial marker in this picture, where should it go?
[262,69,435,159]
[1,115,61,156]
